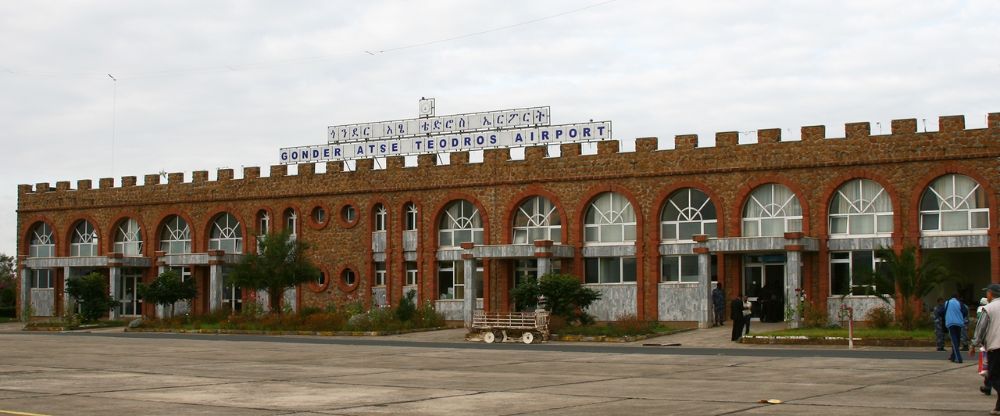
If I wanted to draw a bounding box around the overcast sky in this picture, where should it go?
[2,0,998,257]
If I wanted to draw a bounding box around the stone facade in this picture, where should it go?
[15,112,1000,324]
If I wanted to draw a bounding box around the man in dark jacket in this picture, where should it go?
[712,285,725,327]
[730,295,744,341]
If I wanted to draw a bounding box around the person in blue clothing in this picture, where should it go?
[944,292,969,363]
[712,285,725,327]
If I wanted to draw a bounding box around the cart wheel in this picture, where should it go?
[483,331,496,343]
[521,331,535,344]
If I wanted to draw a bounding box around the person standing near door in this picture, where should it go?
[742,296,753,335]
[730,295,744,341]
[712,285,725,327]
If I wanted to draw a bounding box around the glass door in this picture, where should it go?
[119,270,143,317]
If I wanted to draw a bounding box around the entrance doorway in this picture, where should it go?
[744,255,785,322]
[119,270,143,317]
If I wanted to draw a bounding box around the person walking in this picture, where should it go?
[712,285,725,327]
[979,297,992,396]
[730,295,744,341]
[742,296,752,336]
[971,284,1000,414]
[945,292,968,363]
[932,297,946,351]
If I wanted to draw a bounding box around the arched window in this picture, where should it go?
[283,208,297,238]
[438,200,483,247]
[113,218,143,256]
[256,210,270,236]
[209,213,242,254]
[584,192,636,243]
[513,196,562,244]
[70,220,98,256]
[829,179,893,236]
[660,188,717,241]
[405,203,418,231]
[920,174,989,232]
[159,215,191,254]
[742,184,802,237]
[28,222,55,258]
[374,204,388,232]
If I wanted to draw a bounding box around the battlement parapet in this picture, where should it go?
[15,112,1000,196]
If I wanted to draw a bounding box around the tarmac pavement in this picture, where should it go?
[0,321,992,415]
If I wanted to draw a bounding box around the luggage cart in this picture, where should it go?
[472,310,549,344]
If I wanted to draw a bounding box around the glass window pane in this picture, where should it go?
[662,223,677,240]
[622,258,636,282]
[584,226,599,242]
[550,229,561,243]
[600,258,620,283]
[761,218,784,236]
[661,256,679,282]
[680,256,699,282]
[703,222,717,238]
[743,221,758,237]
[850,215,875,235]
[601,225,622,242]
[876,214,893,233]
[585,258,600,283]
[439,231,452,247]
[831,262,851,295]
[513,229,527,244]
[941,211,968,231]
[623,224,636,241]
[972,211,989,229]
[922,213,939,231]
[830,216,848,234]
[678,222,700,240]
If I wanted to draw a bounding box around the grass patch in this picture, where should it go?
[557,315,680,338]
[0,317,20,323]
[758,326,935,340]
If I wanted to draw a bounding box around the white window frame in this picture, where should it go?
[437,260,483,299]
[829,179,893,238]
[113,218,143,256]
[209,213,242,254]
[829,250,886,296]
[284,208,298,238]
[742,184,803,237]
[405,203,418,231]
[31,269,54,289]
[513,196,562,244]
[660,188,718,242]
[660,255,700,283]
[29,223,55,258]
[159,216,192,254]
[70,221,98,257]
[584,257,637,284]
[374,204,388,232]
[374,262,386,286]
[438,200,484,248]
[584,192,637,244]
[919,174,990,235]
[405,262,418,286]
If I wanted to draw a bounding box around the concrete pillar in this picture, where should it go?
[156,264,165,318]
[108,266,120,320]
[536,257,551,278]
[63,266,72,316]
[463,256,476,328]
[786,250,802,328]
[698,252,712,329]
[209,263,223,312]
[20,268,30,321]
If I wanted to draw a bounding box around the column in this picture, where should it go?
[63,266,72,316]
[108,266,121,320]
[155,264,165,318]
[20,267,30,321]
[461,242,476,328]
[786,250,802,329]
[697,251,712,329]
[209,262,223,312]
[534,240,553,278]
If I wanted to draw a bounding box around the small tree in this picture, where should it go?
[0,254,15,316]
[139,270,197,318]
[856,245,947,330]
[229,230,320,314]
[511,273,601,325]
[65,272,118,322]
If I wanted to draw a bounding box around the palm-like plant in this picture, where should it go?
[855,245,947,330]
[229,230,321,314]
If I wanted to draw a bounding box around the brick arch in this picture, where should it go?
[430,192,492,248]
[201,207,249,254]
[818,170,902,237]
[730,176,812,237]
[652,181,727,239]
[64,214,104,257]
[106,212,150,257]
[574,184,645,245]
[151,210,197,254]
[501,186,569,244]
[910,166,999,236]
[20,215,58,257]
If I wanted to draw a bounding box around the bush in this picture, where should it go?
[801,301,829,328]
[66,272,118,322]
[396,290,417,322]
[511,273,600,325]
[865,306,895,329]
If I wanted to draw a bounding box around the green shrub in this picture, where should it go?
[66,272,118,322]
[511,273,600,326]
[396,290,417,322]
[801,301,830,328]
[865,306,894,329]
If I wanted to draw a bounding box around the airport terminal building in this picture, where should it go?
[14,104,1000,327]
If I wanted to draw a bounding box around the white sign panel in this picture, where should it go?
[281,121,611,164]
[328,106,551,143]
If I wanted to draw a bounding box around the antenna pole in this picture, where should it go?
[108,74,118,178]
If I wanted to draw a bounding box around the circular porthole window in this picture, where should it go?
[312,206,326,224]
[337,267,359,292]
[309,269,330,292]
[339,204,358,227]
